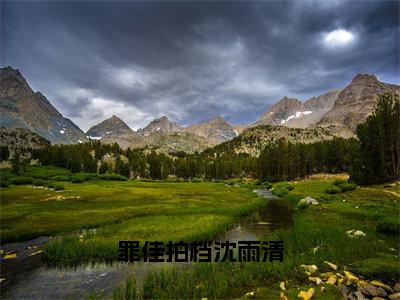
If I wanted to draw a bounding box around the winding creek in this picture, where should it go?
[1,191,292,299]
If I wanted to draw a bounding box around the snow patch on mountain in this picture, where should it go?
[87,135,102,140]
[281,111,313,124]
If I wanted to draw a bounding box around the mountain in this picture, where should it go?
[0,127,50,151]
[86,115,139,148]
[0,66,87,144]
[254,90,341,129]
[317,74,400,136]
[184,116,238,143]
[284,89,341,128]
[137,116,182,136]
[255,97,304,126]
[131,131,215,154]
[204,125,337,157]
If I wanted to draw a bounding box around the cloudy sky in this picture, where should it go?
[1,0,399,131]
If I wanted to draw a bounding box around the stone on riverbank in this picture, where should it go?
[298,197,319,206]
[298,288,314,300]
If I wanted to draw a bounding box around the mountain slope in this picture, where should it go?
[137,116,182,136]
[86,115,139,148]
[317,74,400,136]
[130,131,215,154]
[283,89,341,128]
[184,116,238,143]
[254,90,341,129]
[255,97,304,126]
[203,125,337,157]
[0,66,87,144]
[0,127,50,151]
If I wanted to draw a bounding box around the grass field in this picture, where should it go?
[127,176,399,299]
[1,167,399,299]
[0,166,264,265]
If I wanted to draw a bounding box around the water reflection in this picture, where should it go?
[1,198,292,299]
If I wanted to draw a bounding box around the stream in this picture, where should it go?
[0,191,292,299]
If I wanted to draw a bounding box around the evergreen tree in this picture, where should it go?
[351,93,400,184]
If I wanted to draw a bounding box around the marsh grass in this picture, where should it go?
[112,276,137,300]
[1,166,264,265]
[120,179,399,299]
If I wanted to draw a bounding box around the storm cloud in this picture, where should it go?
[1,0,399,131]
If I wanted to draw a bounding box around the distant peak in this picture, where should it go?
[211,116,225,122]
[110,114,121,120]
[151,116,169,123]
[1,66,23,78]
[279,96,300,103]
[351,74,378,83]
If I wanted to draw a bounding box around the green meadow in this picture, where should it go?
[1,166,399,299]
[115,176,399,299]
[0,166,264,265]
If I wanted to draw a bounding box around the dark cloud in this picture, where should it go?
[1,0,399,130]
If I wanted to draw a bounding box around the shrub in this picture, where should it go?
[271,187,290,197]
[99,173,128,181]
[9,177,34,185]
[53,185,65,191]
[0,181,10,188]
[79,173,99,181]
[254,180,272,189]
[333,179,347,186]
[47,183,65,191]
[274,182,294,191]
[71,176,85,183]
[377,217,400,234]
[339,183,357,192]
[324,186,341,194]
[50,175,71,181]
[33,179,48,186]
[225,178,241,185]
[353,253,400,281]
[190,178,202,183]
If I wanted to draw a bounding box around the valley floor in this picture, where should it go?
[0,167,399,299]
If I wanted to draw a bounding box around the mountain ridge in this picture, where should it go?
[0,66,87,144]
[2,66,399,152]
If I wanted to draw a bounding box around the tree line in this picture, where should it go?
[3,93,399,185]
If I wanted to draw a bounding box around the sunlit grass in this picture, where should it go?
[129,177,399,299]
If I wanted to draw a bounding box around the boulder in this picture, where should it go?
[354,291,366,300]
[326,276,337,285]
[301,264,318,274]
[359,281,380,297]
[298,288,314,300]
[369,280,395,293]
[324,261,337,270]
[376,287,387,297]
[338,284,349,298]
[395,283,400,292]
[280,292,289,300]
[389,292,400,300]
[344,271,359,283]
[309,277,322,285]
[299,197,319,206]
[346,229,366,237]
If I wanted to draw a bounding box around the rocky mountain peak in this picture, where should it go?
[137,115,182,136]
[184,116,237,143]
[1,66,23,79]
[0,66,87,144]
[210,116,227,124]
[317,74,400,135]
[351,74,379,84]
[85,115,138,148]
[255,96,304,126]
